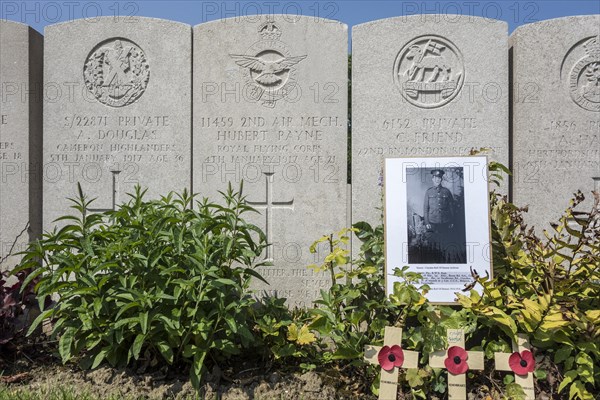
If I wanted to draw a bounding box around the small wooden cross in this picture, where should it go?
[429,329,484,400]
[364,326,419,400]
[494,334,536,399]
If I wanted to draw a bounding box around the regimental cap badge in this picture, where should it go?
[563,35,600,112]
[83,37,150,108]
[394,35,465,109]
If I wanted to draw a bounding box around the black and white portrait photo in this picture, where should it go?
[406,167,466,264]
[384,156,492,304]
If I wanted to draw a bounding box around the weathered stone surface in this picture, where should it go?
[43,18,191,230]
[352,15,508,227]
[194,15,348,308]
[0,21,43,273]
[510,16,600,231]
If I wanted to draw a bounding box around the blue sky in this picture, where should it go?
[1,0,599,37]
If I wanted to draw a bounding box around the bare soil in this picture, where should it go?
[1,340,371,400]
[3,362,373,400]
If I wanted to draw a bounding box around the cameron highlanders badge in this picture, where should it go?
[230,20,307,108]
[83,38,150,107]
[394,35,464,109]
[562,36,600,112]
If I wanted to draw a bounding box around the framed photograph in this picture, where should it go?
[384,156,492,304]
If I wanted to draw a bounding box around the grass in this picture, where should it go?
[0,385,323,400]
[0,386,214,400]
[0,386,143,400]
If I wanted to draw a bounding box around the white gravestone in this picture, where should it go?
[43,18,191,230]
[510,16,600,231]
[194,15,348,308]
[352,15,508,227]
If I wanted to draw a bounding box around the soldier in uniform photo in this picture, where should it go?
[422,169,461,263]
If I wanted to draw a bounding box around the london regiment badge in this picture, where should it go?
[394,35,464,109]
[230,19,307,108]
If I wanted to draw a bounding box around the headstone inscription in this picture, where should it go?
[193,15,348,308]
[352,15,509,228]
[0,21,43,273]
[43,18,191,230]
[510,16,600,232]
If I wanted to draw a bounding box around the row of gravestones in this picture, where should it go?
[1,15,599,308]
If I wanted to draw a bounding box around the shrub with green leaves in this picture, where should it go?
[304,226,473,399]
[16,184,268,388]
[301,160,599,399]
[457,190,600,399]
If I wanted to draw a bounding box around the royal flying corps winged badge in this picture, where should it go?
[230,19,307,108]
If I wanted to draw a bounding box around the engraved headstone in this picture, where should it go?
[0,21,43,273]
[352,15,508,227]
[194,15,348,308]
[510,16,600,231]
[43,18,191,230]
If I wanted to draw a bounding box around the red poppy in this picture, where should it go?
[444,346,469,374]
[509,350,535,375]
[377,345,405,371]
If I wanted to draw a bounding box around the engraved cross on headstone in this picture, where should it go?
[363,326,419,400]
[429,329,484,400]
[88,169,121,213]
[246,172,294,262]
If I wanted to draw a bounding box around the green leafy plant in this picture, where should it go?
[307,227,396,364]
[304,226,468,399]
[10,158,598,399]
[251,295,317,368]
[301,160,598,399]
[458,190,600,399]
[15,183,268,388]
